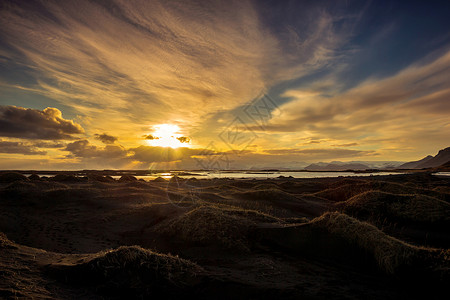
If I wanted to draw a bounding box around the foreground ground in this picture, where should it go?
[0,172,449,299]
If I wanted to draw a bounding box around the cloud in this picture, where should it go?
[32,141,65,148]
[251,50,450,156]
[6,1,442,165]
[63,139,215,166]
[176,136,190,144]
[143,134,159,140]
[0,105,84,140]
[65,139,127,159]
[0,139,47,155]
[130,146,213,163]
[94,133,118,144]
[62,139,133,169]
[331,143,359,147]
[0,0,354,139]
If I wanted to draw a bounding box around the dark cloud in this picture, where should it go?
[143,134,159,140]
[32,141,65,148]
[64,139,217,165]
[176,136,190,143]
[130,146,213,163]
[0,106,84,140]
[65,140,127,159]
[0,139,47,155]
[65,140,96,158]
[94,133,118,144]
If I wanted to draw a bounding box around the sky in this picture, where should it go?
[0,0,449,170]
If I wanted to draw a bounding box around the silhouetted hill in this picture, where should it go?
[417,147,450,168]
[435,161,450,172]
[398,155,433,169]
[399,147,450,169]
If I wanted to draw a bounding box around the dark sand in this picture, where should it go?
[0,172,449,299]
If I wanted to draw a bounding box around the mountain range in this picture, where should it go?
[398,147,450,169]
[303,147,450,171]
[247,148,450,171]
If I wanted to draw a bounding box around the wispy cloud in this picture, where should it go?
[2,1,446,167]
[0,0,351,141]
[255,49,450,158]
[263,148,376,157]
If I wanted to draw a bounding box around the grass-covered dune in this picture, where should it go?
[46,246,205,298]
[0,172,449,298]
[336,191,450,225]
[257,212,449,278]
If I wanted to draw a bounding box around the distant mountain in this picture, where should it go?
[304,162,370,171]
[399,147,450,169]
[346,161,404,169]
[398,155,433,169]
[248,161,309,170]
[302,160,405,171]
[416,147,450,168]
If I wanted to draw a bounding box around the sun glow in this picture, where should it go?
[145,124,189,148]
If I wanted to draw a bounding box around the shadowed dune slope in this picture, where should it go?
[257,212,450,278]
[156,205,282,252]
[47,246,205,298]
[335,191,450,225]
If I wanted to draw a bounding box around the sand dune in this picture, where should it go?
[0,172,449,298]
[47,245,205,298]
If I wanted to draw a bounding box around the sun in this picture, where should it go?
[145,124,189,148]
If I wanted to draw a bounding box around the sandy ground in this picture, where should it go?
[0,172,449,299]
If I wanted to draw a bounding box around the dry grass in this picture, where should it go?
[316,179,449,204]
[311,212,421,274]
[228,189,306,217]
[0,232,12,248]
[49,245,204,297]
[158,205,280,252]
[199,195,293,218]
[234,189,300,202]
[314,184,369,202]
[259,211,449,278]
[433,186,450,195]
[87,174,115,182]
[310,212,450,281]
[336,191,450,224]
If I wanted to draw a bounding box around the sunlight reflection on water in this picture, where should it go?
[24,171,404,181]
[102,171,402,180]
